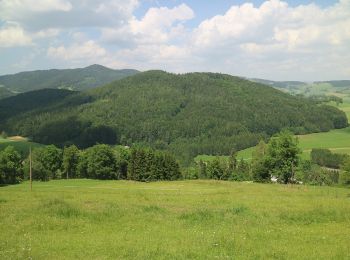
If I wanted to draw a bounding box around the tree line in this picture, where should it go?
[310,148,348,169]
[1,131,350,186]
[185,131,350,186]
[0,144,180,184]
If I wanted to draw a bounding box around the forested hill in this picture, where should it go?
[0,87,15,100]
[1,71,347,163]
[0,64,139,93]
[0,89,77,122]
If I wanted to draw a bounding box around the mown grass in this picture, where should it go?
[0,179,349,259]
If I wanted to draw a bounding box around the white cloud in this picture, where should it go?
[99,3,195,71]
[101,3,194,45]
[34,29,61,39]
[0,0,349,80]
[47,40,106,61]
[0,0,72,15]
[193,1,288,48]
[0,0,139,30]
[0,24,32,48]
[186,0,350,80]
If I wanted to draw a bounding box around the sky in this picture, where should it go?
[0,0,349,81]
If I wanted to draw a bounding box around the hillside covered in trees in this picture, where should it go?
[0,71,347,163]
[0,87,15,100]
[0,64,139,93]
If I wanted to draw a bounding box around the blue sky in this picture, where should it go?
[0,0,349,80]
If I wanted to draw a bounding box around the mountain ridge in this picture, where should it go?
[0,65,139,93]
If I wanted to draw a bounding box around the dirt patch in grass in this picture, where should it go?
[8,136,27,141]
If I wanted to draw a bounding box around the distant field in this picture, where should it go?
[211,127,350,161]
[196,127,350,162]
[0,136,43,155]
[197,99,350,162]
[0,179,349,259]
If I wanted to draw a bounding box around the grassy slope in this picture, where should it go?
[231,126,350,161]
[0,179,349,259]
[0,137,43,155]
[196,98,350,162]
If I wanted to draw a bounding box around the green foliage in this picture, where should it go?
[311,148,348,169]
[77,150,89,178]
[0,131,7,139]
[251,140,270,182]
[114,146,130,179]
[198,160,207,179]
[127,147,181,181]
[302,164,340,186]
[25,145,62,181]
[264,131,301,183]
[1,71,347,164]
[206,158,229,180]
[85,144,118,180]
[309,95,343,106]
[0,64,138,92]
[41,145,63,179]
[182,166,199,180]
[340,158,350,185]
[0,86,15,100]
[232,158,251,181]
[0,146,23,184]
[0,89,75,123]
[62,145,80,179]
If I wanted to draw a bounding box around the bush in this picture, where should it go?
[24,145,62,181]
[0,146,23,184]
[302,164,339,186]
[311,149,348,169]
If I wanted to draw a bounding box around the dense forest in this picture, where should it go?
[0,64,138,93]
[0,71,347,164]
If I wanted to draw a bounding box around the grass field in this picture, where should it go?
[0,180,349,259]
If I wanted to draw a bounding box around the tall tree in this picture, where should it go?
[62,145,80,179]
[86,144,118,180]
[41,145,63,179]
[251,140,269,182]
[0,146,22,184]
[265,131,301,184]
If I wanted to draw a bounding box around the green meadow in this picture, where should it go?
[232,127,350,161]
[196,100,350,162]
[0,179,349,259]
